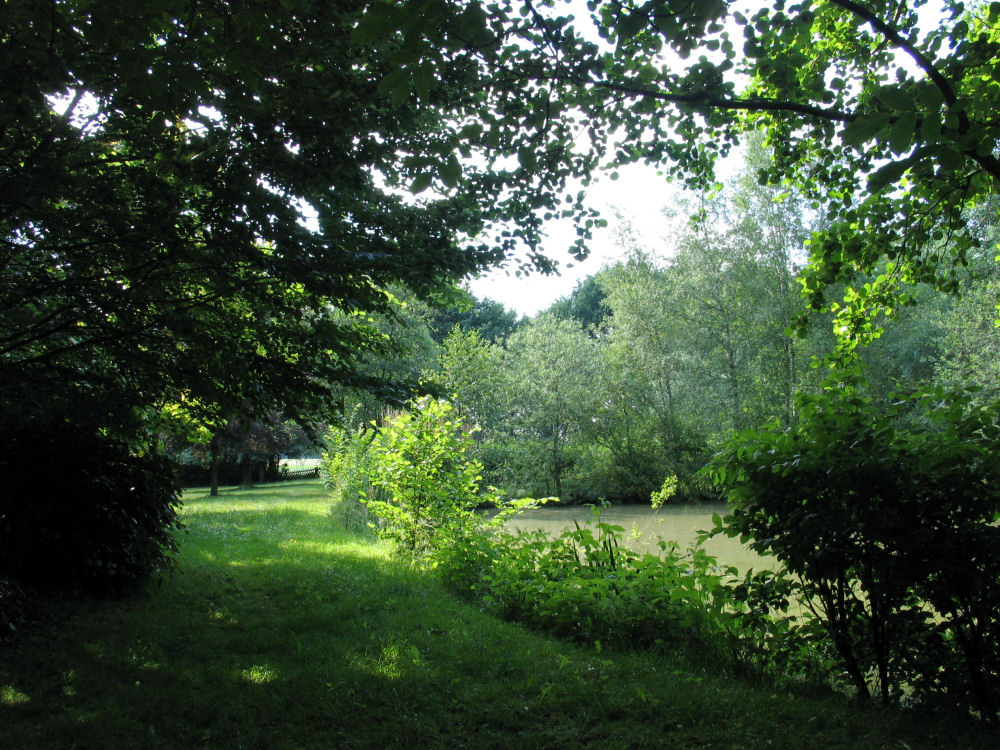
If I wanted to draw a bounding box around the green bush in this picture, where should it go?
[0,419,182,596]
[361,397,539,556]
[709,368,1000,719]
[332,397,825,688]
[459,508,824,684]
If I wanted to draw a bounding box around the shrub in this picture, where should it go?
[477,519,725,648]
[471,507,823,683]
[708,368,1000,719]
[0,419,182,596]
[363,397,513,555]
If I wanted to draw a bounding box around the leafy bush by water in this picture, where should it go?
[709,370,1000,719]
[328,398,830,689]
[421,501,826,686]
[324,397,543,554]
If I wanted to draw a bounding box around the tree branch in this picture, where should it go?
[552,73,855,123]
[826,0,959,107]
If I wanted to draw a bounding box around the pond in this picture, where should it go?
[503,503,777,574]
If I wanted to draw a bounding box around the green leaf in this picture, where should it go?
[842,113,887,148]
[414,63,436,100]
[439,155,462,189]
[410,173,433,193]
[352,9,399,45]
[888,111,917,155]
[377,68,409,98]
[868,159,910,193]
[617,10,648,44]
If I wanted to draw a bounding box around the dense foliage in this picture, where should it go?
[325,397,542,555]
[323,417,384,538]
[362,398,490,554]
[2,0,613,443]
[473,515,818,677]
[324,399,826,686]
[426,148,826,503]
[7,0,1000,723]
[353,0,1000,347]
[709,370,1000,718]
[0,419,182,595]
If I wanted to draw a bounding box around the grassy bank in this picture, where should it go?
[1,482,991,749]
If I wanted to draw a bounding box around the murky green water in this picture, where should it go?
[504,503,776,574]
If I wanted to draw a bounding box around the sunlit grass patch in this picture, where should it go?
[239,664,278,685]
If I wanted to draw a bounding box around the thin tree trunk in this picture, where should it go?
[209,443,220,497]
[240,453,253,488]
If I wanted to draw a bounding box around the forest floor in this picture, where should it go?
[0,481,993,749]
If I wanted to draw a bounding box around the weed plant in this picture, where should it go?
[434,509,829,690]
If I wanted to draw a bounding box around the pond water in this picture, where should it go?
[503,503,776,574]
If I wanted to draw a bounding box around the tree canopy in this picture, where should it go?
[0,0,583,436]
[361,0,1000,344]
[5,0,999,436]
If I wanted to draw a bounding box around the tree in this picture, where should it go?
[358,0,1000,346]
[2,0,603,441]
[434,324,506,426]
[547,275,610,332]
[14,1,995,434]
[709,371,1000,717]
[597,253,714,495]
[930,198,1000,400]
[425,290,521,343]
[501,314,600,499]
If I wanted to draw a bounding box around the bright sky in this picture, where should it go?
[467,165,681,317]
[466,1,678,317]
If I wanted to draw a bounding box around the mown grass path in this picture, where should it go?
[1,482,993,749]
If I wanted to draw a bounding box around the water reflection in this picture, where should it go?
[503,503,775,573]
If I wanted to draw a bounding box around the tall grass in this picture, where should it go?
[0,481,992,749]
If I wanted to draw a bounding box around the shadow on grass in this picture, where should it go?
[2,500,593,749]
[3,482,997,749]
[5,552,669,749]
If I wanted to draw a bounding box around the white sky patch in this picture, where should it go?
[468,166,674,315]
[468,154,744,316]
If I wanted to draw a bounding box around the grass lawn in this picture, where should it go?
[1,481,993,749]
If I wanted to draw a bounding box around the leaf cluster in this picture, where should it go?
[709,368,1000,718]
[437,508,827,685]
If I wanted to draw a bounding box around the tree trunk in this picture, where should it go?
[240,453,253,489]
[209,443,220,497]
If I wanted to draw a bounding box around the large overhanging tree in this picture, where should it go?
[358,0,1000,345]
[0,0,605,436]
[5,0,999,435]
